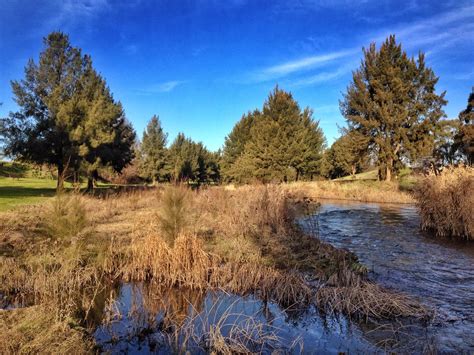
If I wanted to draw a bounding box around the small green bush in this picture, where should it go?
[158,185,191,245]
[45,192,88,240]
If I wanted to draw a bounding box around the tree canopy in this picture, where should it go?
[140,115,168,184]
[223,86,326,183]
[0,32,135,189]
[340,35,447,181]
[326,129,369,179]
[454,89,474,165]
[164,133,219,184]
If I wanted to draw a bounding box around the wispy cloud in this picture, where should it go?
[369,5,474,51]
[249,49,356,83]
[134,80,187,95]
[290,61,357,87]
[245,3,474,89]
[265,50,355,76]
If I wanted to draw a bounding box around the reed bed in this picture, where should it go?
[287,180,414,204]
[414,166,474,240]
[315,282,431,321]
[122,231,311,309]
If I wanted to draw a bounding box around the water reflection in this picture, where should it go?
[93,283,378,354]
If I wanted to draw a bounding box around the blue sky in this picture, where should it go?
[1,0,473,151]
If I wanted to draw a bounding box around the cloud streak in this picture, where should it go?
[249,49,356,83]
[290,62,356,87]
[134,80,187,95]
[246,3,474,89]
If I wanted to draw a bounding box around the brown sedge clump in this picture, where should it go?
[414,166,473,240]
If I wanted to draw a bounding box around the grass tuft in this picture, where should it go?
[158,185,192,245]
[44,191,88,240]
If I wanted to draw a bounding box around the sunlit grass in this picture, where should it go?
[0,177,58,211]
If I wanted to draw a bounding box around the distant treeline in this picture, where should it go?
[1,32,473,188]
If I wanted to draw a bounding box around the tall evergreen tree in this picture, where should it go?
[1,32,135,189]
[70,63,135,190]
[432,119,460,168]
[221,110,259,181]
[340,35,447,181]
[165,133,218,184]
[140,115,168,184]
[326,130,368,178]
[1,32,88,188]
[230,87,325,183]
[455,89,474,165]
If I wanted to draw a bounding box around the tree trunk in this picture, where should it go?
[351,165,356,177]
[385,158,393,182]
[295,170,300,182]
[57,162,64,191]
[87,176,94,192]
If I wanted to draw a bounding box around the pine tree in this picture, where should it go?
[2,32,88,188]
[165,133,219,184]
[326,130,368,178]
[432,119,460,167]
[1,32,135,189]
[69,63,135,190]
[140,115,168,184]
[221,110,259,181]
[340,35,447,181]
[232,86,325,182]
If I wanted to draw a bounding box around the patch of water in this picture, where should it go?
[93,283,378,354]
[302,200,474,353]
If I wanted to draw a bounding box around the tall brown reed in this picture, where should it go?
[415,166,474,240]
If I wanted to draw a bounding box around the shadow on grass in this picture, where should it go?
[0,186,57,198]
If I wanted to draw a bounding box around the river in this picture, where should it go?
[314,200,474,353]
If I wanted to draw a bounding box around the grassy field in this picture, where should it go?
[0,161,418,211]
[0,162,57,210]
[0,177,58,211]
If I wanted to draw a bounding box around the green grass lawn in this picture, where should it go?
[0,176,58,211]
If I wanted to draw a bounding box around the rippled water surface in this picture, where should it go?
[314,200,474,352]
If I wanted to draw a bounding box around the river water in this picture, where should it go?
[93,200,474,353]
[314,200,474,353]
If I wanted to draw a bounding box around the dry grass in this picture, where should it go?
[287,180,414,204]
[315,282,431,321]
[122,231,311,309]
[123,233,216,290]
[0,183,430,352]
[414,166,474,240]
[0,305,93,354]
